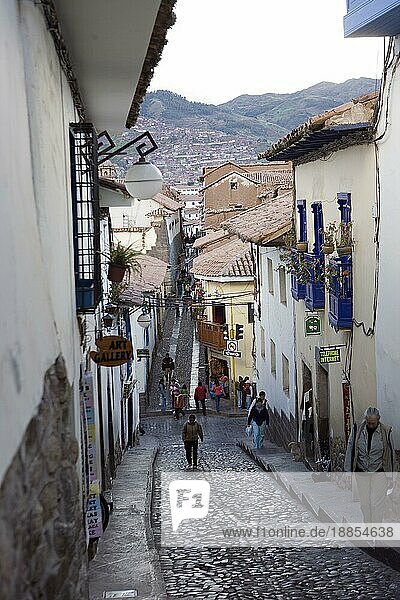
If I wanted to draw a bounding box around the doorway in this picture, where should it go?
[301,362,314,460]
[316,363,330,460]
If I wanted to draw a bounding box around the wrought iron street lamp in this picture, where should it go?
[98,130,162,200]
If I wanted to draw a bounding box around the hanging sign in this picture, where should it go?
[304,313,321,336]
[90,336,133,367]
[82,372,103,539]
[318,346,341,364]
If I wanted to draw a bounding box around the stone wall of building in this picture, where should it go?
[268,407,297,451]
[0,356,88,599]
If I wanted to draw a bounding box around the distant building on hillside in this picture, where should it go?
[201,161,293,230]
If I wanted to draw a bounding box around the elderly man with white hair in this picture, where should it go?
[344,406,394,523]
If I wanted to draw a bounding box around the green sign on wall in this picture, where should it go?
[304,313,321,336]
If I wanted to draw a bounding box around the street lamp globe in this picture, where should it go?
[137,313,151,329]
[124,158,163,201]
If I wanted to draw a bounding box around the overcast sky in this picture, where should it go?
[149,0,383,105]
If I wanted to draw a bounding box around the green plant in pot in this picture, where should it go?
[321,222,338,255]
[107,242,141,283]
[336,221,353,256]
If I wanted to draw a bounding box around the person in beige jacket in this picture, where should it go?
[344,406,394,523]
[182,414,204,469]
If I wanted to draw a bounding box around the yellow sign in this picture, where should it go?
[319,347,341,364]
[90,336,133,367]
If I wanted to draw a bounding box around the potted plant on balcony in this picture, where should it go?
[296,240,308,253]
[107,242,141,283]
[336,221,353,256]
[321,222,337,254]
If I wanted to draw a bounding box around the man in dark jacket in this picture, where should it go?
[182,414,204,469]
[161,352,175,383]
[248,398,269,449]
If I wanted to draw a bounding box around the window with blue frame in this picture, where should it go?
[70,123,101,312]
[304,202,325,310]
[328,193,353,330]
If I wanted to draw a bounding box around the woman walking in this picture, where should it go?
[247,397,269,449]
[212,381,224,413]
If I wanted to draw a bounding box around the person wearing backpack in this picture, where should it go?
[194,380,207,415]
[182,414,204,469]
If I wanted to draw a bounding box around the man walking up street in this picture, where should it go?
[162,352,175,383]
[344,406,394,523]
[182,414,204,469]
[194,380,207,415]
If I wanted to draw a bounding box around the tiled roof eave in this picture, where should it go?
[126,0,177,128]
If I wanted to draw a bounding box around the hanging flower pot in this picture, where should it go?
[322,243,335,255]
[108,263,127,283]
[296,241,308,252]
[337,245,352,257]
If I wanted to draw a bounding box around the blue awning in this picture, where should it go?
[265,123,371,162]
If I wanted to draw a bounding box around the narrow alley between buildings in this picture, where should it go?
[89,305,400,600]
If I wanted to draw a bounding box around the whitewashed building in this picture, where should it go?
[259,93,378,468]
[222,192,297,448]
[0,0,175,596]
[344,0,400,460]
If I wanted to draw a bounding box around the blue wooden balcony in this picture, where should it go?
[290,250,306,301]
[344,0,400,37]
[328,258,353,331]
[304,254,325,311]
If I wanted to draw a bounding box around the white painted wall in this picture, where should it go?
[0,1,81,481]
[294,143,376,439]
[375,38,400,451]
[255,247,296,418]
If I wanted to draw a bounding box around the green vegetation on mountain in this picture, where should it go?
[141,78,379,145]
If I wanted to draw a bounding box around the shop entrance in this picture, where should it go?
[300,362,314,460]
[316,363,330,460]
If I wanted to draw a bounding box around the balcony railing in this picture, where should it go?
[304,254,325,311]
[197,321,225,351]
[328,257,353,331]
[290,250,306,301]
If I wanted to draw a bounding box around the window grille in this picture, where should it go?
[70,123,101,311]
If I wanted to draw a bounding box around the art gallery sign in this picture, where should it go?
[90,336,133,367]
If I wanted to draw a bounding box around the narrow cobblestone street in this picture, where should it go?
[147,416,400,600]
[89,308,400,600]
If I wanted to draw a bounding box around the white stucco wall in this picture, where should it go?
[375,39,400,450]
[255,247,296,418]
[0,1,81,481]
[294,143,377,439]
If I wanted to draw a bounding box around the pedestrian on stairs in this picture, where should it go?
[182,414,204,469]
[248,398,269,449]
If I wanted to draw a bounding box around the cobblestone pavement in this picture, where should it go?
[148,306,195,411]
[143,416,400,600]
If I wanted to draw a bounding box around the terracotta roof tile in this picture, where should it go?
[120,254,168,306]
[191,238,253,278]
[153,192,182,212]
[222,191,293,246]
[193,229,231,249]
[258,92,378,161]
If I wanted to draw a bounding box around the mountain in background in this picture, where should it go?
[141,78,379,145]
[117,78,379,184]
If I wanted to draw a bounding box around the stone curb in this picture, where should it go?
[238,441,400,574]
[144,447,168,600]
